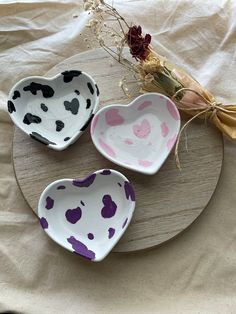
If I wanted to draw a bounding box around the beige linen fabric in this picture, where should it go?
[1,0,236,313]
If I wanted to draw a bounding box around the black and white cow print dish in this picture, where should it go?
[8,70,100,150]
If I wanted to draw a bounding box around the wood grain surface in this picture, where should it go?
[12,48,223,252]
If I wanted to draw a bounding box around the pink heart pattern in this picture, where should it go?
[161,122,169,137]
[166,100,180,121]
[133,119,151,138]
[138,160,153,167]
[138,100,152,111]
[105,108,124,126]
[98,138,116,158]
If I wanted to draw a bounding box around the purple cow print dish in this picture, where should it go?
[37,169,136,262]
[91,93,180,175]
[7,70,100,150]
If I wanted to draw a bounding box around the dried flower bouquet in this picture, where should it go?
[81,0,236,166]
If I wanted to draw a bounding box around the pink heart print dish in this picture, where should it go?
[90,93,181,175]
[133,119,151,138]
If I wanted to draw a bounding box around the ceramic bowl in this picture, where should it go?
[8,70,99,150]
[38,169,135,262]
[90,93,180,175]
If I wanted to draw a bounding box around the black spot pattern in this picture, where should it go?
[23,82,54,98]
[64,98,80,115]
[7,100,16,113]
[80,114,94,132]
[12,90,21,100]
[95,84,100,96]
[56,120,64,132]
[30,132,56,145]
[40,103,48,112]
[64,137,70,141]
[61,70,82,83]
[23,113,41,125]
[87,82,94,95]
[86,99,91,109]
[74,90,80,95]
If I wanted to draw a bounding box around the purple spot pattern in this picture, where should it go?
[67,236,95,260]
[122,218,128,229]
[65,207,82,224]
[40,217,48,229]
[101,195,117,218]
[101,169,111,175]
[124,181,135,201]
[81,200,85,206]
[108,228,115,239]
[57,185,66,190]
[88,233,94,240]
[45,196,54,209]
[73,173,96,187]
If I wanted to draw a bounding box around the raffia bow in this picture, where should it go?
[172,88,236,169]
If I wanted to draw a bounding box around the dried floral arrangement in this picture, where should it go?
[82,0,236,167]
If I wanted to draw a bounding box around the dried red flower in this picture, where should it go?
[126,25,151,61]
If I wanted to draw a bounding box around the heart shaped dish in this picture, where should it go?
[38,169,135,262]
[8,70,99,150]
[90,93,180,175]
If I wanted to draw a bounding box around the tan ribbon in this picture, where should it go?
[172,88,236,169]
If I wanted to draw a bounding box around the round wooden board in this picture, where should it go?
[13,48,223,252]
